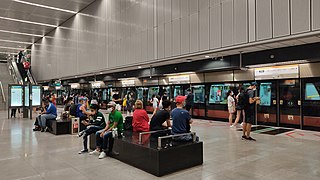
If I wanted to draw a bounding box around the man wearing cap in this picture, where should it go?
[171,96,194,141]
[78,104,106,154]
[90,101,124,159]
[243,82,260,141]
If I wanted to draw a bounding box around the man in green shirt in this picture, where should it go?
[90,101,124,159]
[78,104,106,154]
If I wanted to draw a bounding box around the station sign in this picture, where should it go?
[168,75,190,84]
[121,79,135,87]
[70,83,80,89]
[91,81,105,88]
[255,65,299,80]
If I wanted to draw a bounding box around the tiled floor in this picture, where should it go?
[1,110,320,180]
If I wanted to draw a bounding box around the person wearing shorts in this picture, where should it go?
[243,82,260,141]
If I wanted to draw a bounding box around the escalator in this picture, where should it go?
[8,55,37,85]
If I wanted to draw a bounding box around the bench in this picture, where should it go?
[48,119,71,135]
[112,130,203,177]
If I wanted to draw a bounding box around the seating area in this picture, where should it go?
[112,130,203,177]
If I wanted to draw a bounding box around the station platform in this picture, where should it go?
[0,110,319,180]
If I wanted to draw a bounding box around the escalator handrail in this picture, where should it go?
[0,81,6,103]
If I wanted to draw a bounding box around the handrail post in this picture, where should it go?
[0,81,6,103]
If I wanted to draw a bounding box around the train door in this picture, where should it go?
[192,85,206,118]
[278,79,301,128]
[302,78,320,131]
[256,81,277,126]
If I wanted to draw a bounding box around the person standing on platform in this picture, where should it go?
[242,82,260,141]
[185,89,194,113]
[231,87,246,128]
[151,94,159,116]
[227,90,236,127]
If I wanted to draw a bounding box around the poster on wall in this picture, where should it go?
[259,83,272,106]
[10,86,23,107]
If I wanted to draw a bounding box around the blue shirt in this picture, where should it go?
[171,108,191,134]
[46,103,57,117]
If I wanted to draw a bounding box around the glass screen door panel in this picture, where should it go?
[279,79,301,128]
[257,81,277,125]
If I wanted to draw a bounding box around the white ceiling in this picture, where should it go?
[0,0,96,56]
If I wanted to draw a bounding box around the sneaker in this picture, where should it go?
[230,125,234,128]
[98,152,107,159]
[241,135,248,140]
[40,128,45,132]
[247,137,256,141]
[33,128,40,131]
[78,131,85,138]
[240,122,244,126]
[78,149,89,154]
[89,149,100,155]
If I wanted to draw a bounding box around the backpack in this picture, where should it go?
[124,116,133,130]
[237,90,250,110]
[69,104,78,116]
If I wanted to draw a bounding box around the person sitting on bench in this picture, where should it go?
[149,100,172,137]
[171,96,195,142]
[90,101,123,159]
[34,98,57,132]
[132,100,149,132]
[78,104,106,154]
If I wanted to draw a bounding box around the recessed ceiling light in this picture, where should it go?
[205,55,210,58]
[12,0,77,14]
[138,66,142,69]
[99,72,103,74]
[0,39,32,45]
[0,46,26,50]
[0,16,57,27]
[186,59,192,62]
[0,29,43,37]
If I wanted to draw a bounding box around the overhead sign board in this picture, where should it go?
[121,79,135,87]
[255,65,299,80]
[168,75,190,84]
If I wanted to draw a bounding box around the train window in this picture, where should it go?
[148,87,159,100]
[209,84,231,104]
[193,85,205,103]
[259,83,272,106]
[305,82,320,100]
[173,86,183,98]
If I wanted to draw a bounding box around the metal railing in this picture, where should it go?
[7,56,23,84]
[0,81,6,103]
[157,132,197,150]
[138,129,171,144]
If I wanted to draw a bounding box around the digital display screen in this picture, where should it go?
[259,83,272,106]
[32,86,41,106]
[193,85,205,103]
[305,83,320,100]
[25,86,41,106]
[102,89,107,101]
[10,86,23,107]
[209,84,231,104]
[148,87,159,100]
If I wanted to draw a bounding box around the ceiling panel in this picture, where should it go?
[0,0,96,55]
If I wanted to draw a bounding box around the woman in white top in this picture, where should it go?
[227,90,235,127]
[151,94,159,116]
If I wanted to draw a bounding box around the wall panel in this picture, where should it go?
[312,0,320,30]
[172,19,181,55]
[291,0,310,34]
[164,22,172,57]
[199,8,209,51]
[221,0,233,47]
[190,12,199,53]
[272,0,290,37]
[256,0,272,40]
[172,0,180,20]
[210,0,222,49]
[233,0,248,44]
[157,24,165,59]
[181,16,190,54]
